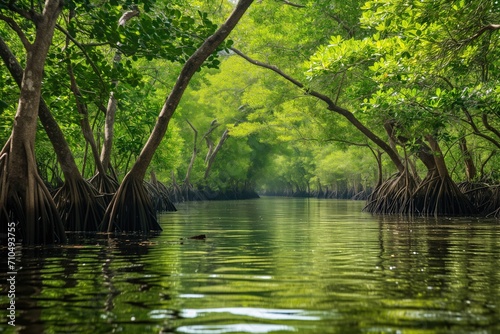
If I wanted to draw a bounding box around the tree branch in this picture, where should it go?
[127,0,254,179]
[0,13,31,49]
[461,24,500,44]
[230,47,405,172]
[327,12,354,38]
[55,24,106,91]
[282,0,305,8]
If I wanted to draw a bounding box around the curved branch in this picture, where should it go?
[55,24,106,91]
[481,113,500,141]
[0,13,31,49]
[327,13,355,38]
[127,0,254,179]
[1,2,36,21]
[282,1,305,8]
[461,107,500,149]
[230,47,405,172]
[461,24,500,44]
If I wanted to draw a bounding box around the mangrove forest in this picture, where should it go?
[1,0,500,245]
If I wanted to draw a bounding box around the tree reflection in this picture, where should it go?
[376,216,500,330]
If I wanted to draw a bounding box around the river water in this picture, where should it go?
[1,197,500,333]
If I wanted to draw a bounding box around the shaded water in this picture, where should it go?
[1,197,500,333]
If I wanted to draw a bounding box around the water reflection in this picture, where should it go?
[176,324,295,334]
[376,216,500,332]
[0,198,500,333]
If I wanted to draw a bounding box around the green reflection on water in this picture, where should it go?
[1,198,500,333]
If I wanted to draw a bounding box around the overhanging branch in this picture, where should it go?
[230,46,405,172]
[282,1,305,8]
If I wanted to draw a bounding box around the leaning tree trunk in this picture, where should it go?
[66,53,119,199]
[102,0,255,233]
[182,120,204,201]
[0,0,66,244]
[0,36,105,232]
[100,10,139,174]
[413,135,477,217]
[231,47,417,215]
[204,129,229,180]
[459,136,477,182]
[456,136,490,211]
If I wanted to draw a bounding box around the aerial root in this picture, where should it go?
[365,171,479,217]
[0,140,67,244]
[483,185,500,218]
[53,177,107,231]
[101,175,162,233]
[457,181,493,213]
[89,172,119,205]
[144,180,176,212]
[364,171,416,215]
[412,175,477,216]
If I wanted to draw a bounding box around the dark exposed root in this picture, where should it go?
[1,142,67,245]
[483,185,500,218]
[53,178,107,231]
[200,187,260,200]
[101,175,162,233]
[412,174,477,216]
[457,181,493,213]
[169,181,184,203]
[89,172,119,205]
[352,189,372,200]
[144,180,176,212]
[172,183,207,202]
[364,171,416,214]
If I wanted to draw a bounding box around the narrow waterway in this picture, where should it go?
[1,197,500,333]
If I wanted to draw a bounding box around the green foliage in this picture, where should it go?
[2,0,500,199]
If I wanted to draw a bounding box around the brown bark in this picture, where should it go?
[9,1,63,190]
[481,113,500,142]
[459,137,477,181]
[1,0,66,244]
[416,140,437,173]
[416,134,477,216]
[0,37,80,178]
[103,0,254,232]
[425,135,449,179]
[125,0,253,181]
[204,129,229,179]
[461,106,500,149]
[1,13,106,233]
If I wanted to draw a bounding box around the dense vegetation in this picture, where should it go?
[1,0,499,244]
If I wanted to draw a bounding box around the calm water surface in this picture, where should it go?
[1,197,500,333]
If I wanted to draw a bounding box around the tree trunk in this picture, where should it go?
[459,137,477,181]
[1,0,66,244]
[0,35,106,232]
[101,91,117,173]
[184,120,198,187]
[67,58,106,177]
[0,37,80,178]
[128,0,253,181]
[414,134,477,216]
[425,135,449,179]
[204,129,229,179]
[103,0,254,232]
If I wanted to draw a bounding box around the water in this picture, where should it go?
[1,197,500,333]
